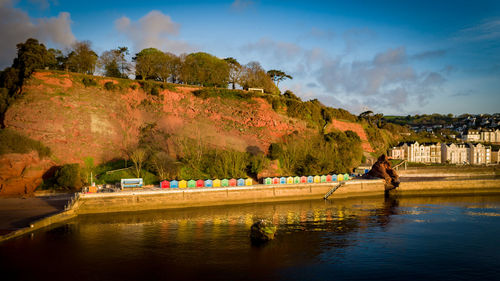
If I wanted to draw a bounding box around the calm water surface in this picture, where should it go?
[1,194,500,281]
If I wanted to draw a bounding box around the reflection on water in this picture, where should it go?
[1,194,500,281]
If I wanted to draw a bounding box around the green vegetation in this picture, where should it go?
[267,69,293,87]
[81,77,97,87]
[99,46,131,78]
[270,131,363,175]
[104,81,117,91]
[192,88,255,101]
[383,113,456,126]
[65,41,98,75]
[264,92,357,130]
[181,52,230,87]
[138,80,160,95]
[54,163,83,191]
[0,129,51,158]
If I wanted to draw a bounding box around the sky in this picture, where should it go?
[1,0,499,115]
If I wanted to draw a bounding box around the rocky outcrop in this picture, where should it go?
[0,152,54,196]
[250,219,277,244]
[364,154,400,190]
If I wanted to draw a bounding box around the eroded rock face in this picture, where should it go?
[364,154,400,190]
[0,152,54,196]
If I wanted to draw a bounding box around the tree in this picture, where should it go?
[267,69,292,88]
[283,90,301,101]
[116,47,131,76]
[156,52,179,82]
[12,38,55,78]
[180,52,229,87]
[150,151,179,180]
[224,57,242,89]
[133,48,164,80]
[131,148,147,178]
[82,157,95,185]
[239,61,278,94]
[55,164,83,191]
[66,41,98,74]
[99,46,131,78]
[47,48,67,71]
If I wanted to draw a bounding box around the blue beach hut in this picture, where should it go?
[170,180,179,188]
[237,178,245,186]
[204,179,213,187]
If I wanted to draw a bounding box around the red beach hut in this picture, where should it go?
[196,179,204,188]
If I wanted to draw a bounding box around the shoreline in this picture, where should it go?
[1,177,499,243]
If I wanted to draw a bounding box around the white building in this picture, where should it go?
[441,143,469,164]
[468,143,491,165]
[462,128,500,143]
[389,141,441,163]
[463,129,480,142]
[481,129,500,143]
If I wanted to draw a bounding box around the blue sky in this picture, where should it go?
[1,0,499,115]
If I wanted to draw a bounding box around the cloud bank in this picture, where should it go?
[242,37,447,114]
[115,10,192,54]
[0,0,75,68]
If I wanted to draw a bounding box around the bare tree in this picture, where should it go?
[130,148,147,178]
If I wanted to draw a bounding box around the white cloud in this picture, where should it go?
[0,0,75,68]
[241,37,447,114]
[115,10,192,54]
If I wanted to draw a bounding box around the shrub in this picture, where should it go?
[82,77,97,87]
[130,84,138,90]
[0,129,51,158]
[104,81,117,91]
[138,80,161,96]
[55,164,83,191]
[160,83,177,91]
[268,143,283,160]
[192,88,254,100]
[150,86,159,96]
[282,90,301,101]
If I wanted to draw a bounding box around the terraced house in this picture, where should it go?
[389,141,441,163]
[390,141,492,165]
[441,143,469,164]
[462,129,500,143]
[468,143,491,165]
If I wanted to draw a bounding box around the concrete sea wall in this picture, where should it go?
[74,179,386,214]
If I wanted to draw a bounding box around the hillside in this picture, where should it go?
[0,70,396,195]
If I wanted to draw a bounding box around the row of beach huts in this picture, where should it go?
[156,173,360,189]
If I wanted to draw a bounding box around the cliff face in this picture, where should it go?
[4,71,305,165]
[0,152,54,196]
[0,70,383,196]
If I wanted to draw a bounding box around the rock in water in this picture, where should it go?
[363,154,400,190]
[250,219,277,243]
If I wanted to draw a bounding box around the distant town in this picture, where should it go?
[386,113,500,165]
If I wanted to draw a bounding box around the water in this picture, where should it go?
[1,194,500,281]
